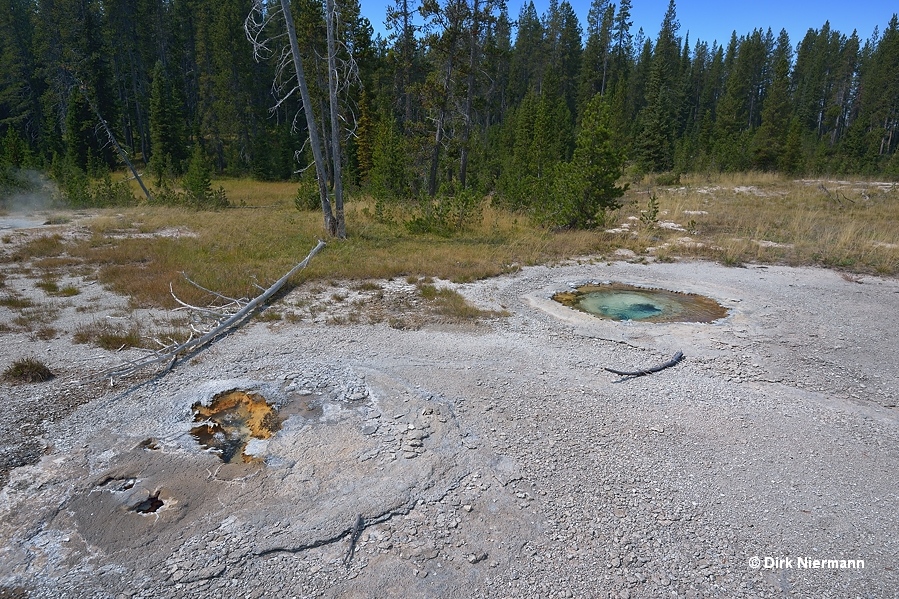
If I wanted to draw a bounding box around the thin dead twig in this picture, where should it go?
[180,272,246,306]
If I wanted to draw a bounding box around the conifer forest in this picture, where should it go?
[1,0,898,233]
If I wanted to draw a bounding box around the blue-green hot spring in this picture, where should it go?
[553,283,728,323]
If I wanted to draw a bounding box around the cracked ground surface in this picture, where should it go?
[1,221,899,598]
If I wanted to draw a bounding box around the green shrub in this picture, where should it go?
[294,174,320,212]
[91,171,136,206]
[655,172,681,186]
[640,194,660,228]
[183,145,229,209]
[405,188,485,236]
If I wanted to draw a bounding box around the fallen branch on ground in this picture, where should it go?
[343,514,364,566]
[605,351,684,377]
[98,240,326,382]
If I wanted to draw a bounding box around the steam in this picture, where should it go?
[0,169,59,214]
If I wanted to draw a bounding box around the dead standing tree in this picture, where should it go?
[324,0,346,238]
[245,0,352,238]
[50,59,153,202]
[73,77,153,203]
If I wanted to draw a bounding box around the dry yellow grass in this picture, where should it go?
[621,174,899,271]
[35,173,896,308]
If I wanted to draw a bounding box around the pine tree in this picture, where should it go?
[578,0,614,109]
[636,62,675,171]
[63,89,95,172]
[507,2,543,104]
[483,5,512,124]
[149,60,187,179]
[780,117,804,173]
[496,96,534,209]
[610,0,633,69]
[551,1,583,117]
[713,29,772,170]
[35,0,119,170]
[540,93,627,228]
[354,90,375,183]
[370,116,411,200]
[101,0,154,162]
[634,1,682,172]
[849,16,899,167]
[0,0,40,149]
[2,126,28,167]
[194,0,267,175]
[751,30,793,170]
[385,0,421,126]
[182,143,226,208]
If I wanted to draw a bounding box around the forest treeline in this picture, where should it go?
[1,0,898,225]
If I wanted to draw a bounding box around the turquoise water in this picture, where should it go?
[555,283,728,323]
[578,290,684,321]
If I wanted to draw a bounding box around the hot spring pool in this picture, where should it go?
[553,283,728,323]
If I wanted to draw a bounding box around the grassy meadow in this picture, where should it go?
[16,172,899,309]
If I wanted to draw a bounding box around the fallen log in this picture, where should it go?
[99,240,325,381]
[605,351,684,377]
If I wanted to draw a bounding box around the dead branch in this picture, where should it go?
[99,240,325,381]
[837,190,855,204]
[343,514,364,566]
[180,272,246,306]
[169,283,232,319]
[605,351,684,377]
[819,183,855,206]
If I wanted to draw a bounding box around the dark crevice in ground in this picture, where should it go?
[253,475,468,559]
[253,500,418,558]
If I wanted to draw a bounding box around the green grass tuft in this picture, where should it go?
[36,278,60,294]
[417,283,508,321]
[3,357,54,383]
[0,294,34,309]
[73,320,144,350]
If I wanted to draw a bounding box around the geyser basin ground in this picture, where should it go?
[2,255,898,599]
[553,282,729,322]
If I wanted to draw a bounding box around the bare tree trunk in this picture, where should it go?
[429,53,455,197]
[459,0,480,190]
[77,82,152,203]
[325,0,346,238]
[320,97,334,185]
[403,0,413,125]
[280,0,336,236]
[886,118,894,155]
[101,240,326,381]
[831,86,844,146]
[428,109,446,197]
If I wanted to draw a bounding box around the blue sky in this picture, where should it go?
[361,0,898,48]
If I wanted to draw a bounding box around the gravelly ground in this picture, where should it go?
[1,221,898,599]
